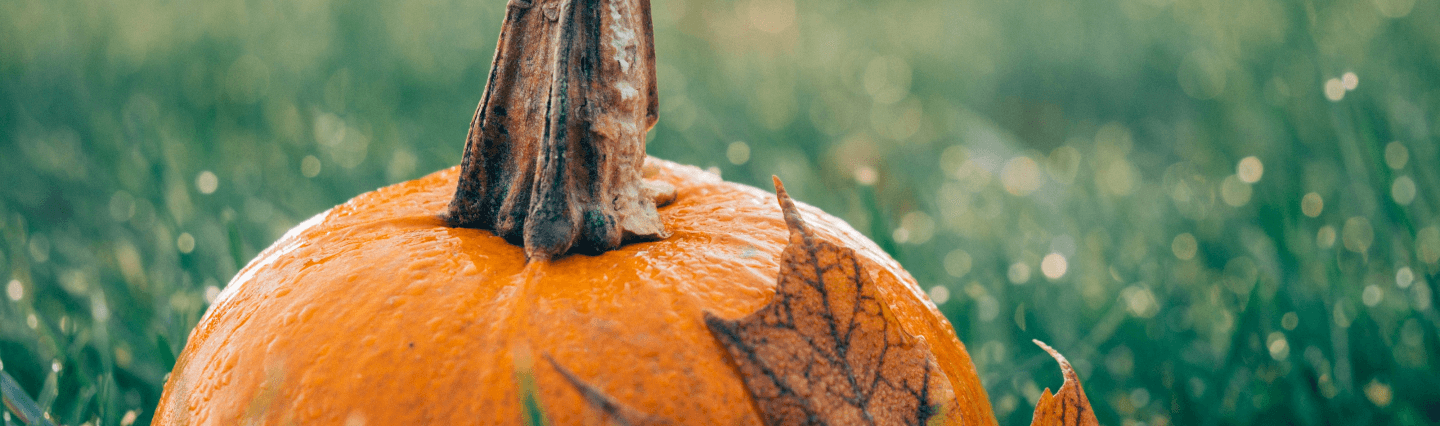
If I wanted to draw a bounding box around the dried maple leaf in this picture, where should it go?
[704,177,960,426]
[1028,340,1098,426]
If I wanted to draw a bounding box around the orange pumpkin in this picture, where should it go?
[153,159,994,424]
[154,0,1009,423]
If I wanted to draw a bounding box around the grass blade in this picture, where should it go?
[1,370,56,426]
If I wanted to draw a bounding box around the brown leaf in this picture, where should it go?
[704,177,960,426]
[1028,340,1098,426]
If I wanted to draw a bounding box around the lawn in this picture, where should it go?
[1,0,1437,424]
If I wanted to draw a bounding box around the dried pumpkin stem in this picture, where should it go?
[446,0,670,260]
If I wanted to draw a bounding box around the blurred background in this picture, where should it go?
[1,0,1437,423]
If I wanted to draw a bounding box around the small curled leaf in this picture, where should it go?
[1028,340,1098,426]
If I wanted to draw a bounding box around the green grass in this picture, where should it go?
[1,0,1438,424]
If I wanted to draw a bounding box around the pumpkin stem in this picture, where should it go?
[446,0,671,260]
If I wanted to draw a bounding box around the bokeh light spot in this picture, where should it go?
[1362,284,1383,307]
[1237,156,1263,183]
[726,141,750,165]
[1001,156,1043,196]
[1341,72,1359,90]
[1221,175,1252,206]
[1384,142,1409,169]
[196,171,219,194]
[110,191,136,222]
[944,249,973,278]
[1008,262,1032,284]
[939,145,968,175]
[1396,267,1414,289]
[898,211,935,245]
[1317,225,1337,249]
[1122,286,1159,318]
[1324,78,1346,101]
[891,228,909,244]
[1391,176,1416,205]
[91,293,110,322]
[928,285,950,305]
[121,410,139,426]
[1301,192,1324,217]
[1282,312,1299,330]
[1107,345,1136,378]
[854,166,877,186]
[1365,380,1393,408]
[6,280,22,301]
[1267,332,1290,360]
[1419,227,1440,264]
[977,296,1000,322]
[176,233,196,254]
[1129,388,1150,409]
[387,149,419,182]
[1041,253,1068,279]
[301,155,322,178]
[1172,233,1198,260]
[1343,217,1374,253]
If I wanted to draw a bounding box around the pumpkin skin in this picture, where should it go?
[154,158,997,425]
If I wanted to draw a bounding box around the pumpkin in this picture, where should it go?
[155,0,1097,423]
[154,158,995,424]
